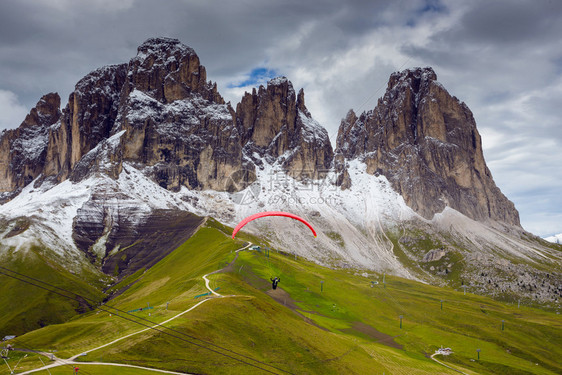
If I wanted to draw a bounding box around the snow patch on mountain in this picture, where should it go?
[124,89,231,132]
[299,110,329,144]
[75,65,125,99]
[126,89,162,122]
[0,175,95,259]
[205,158,419,276]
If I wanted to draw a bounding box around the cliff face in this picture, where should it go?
[42,64,129,183]
[0,93,61,198]
[336,67,520,225]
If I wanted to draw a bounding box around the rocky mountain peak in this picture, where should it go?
[297,88,307,114]
[21,92,61,129]
[387,66,437,92]
[236,77,333,177]
[126,37,223,104]
[136,37,197,59]
[105,38,238,190]
[237,77,296,148]
[336,67,520,226]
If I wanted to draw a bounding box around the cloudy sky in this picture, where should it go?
[1,0,561,236]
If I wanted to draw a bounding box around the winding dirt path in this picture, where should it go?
[430,353,471,375]
[16,242,253,375]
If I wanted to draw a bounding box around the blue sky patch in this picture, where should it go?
[419,0,447,14]
[228,67,280,88]
[407,0,447,26]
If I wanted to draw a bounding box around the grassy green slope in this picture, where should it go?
[6,221,562,375]
[0,246,107,336]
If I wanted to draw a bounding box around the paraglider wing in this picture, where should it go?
[232,211,317,239]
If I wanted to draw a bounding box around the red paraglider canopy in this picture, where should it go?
[232,211,317,239]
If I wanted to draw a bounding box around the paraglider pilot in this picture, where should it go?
[270,277,280,290]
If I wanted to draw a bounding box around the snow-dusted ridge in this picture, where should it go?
[1,145,561,306]
[1,149,559,279]
[225,157,417,276]
[0,174,95,261]
[0,150,417,276]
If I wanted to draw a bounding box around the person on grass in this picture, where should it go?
[270,277,280,290]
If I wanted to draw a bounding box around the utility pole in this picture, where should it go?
[440,300,443,310]
[501,320,505,331]
[476,348,481,360]
[399,315,403,329]
[320,280,324,293]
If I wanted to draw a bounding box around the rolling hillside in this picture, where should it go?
[3,220,561,375]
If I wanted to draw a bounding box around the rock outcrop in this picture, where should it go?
[43,64,128,183]
[236,77,333,178]
[336,67,520,225]
[0,93,61,198]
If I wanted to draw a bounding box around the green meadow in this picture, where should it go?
[3,220,561,374]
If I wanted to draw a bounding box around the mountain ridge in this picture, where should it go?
[0,37,560,315]
[0,38,518,228]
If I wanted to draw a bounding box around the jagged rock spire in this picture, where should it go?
[236,77,333,177]
[336,67,520,226]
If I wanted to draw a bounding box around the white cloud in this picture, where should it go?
[0,89,28,130]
